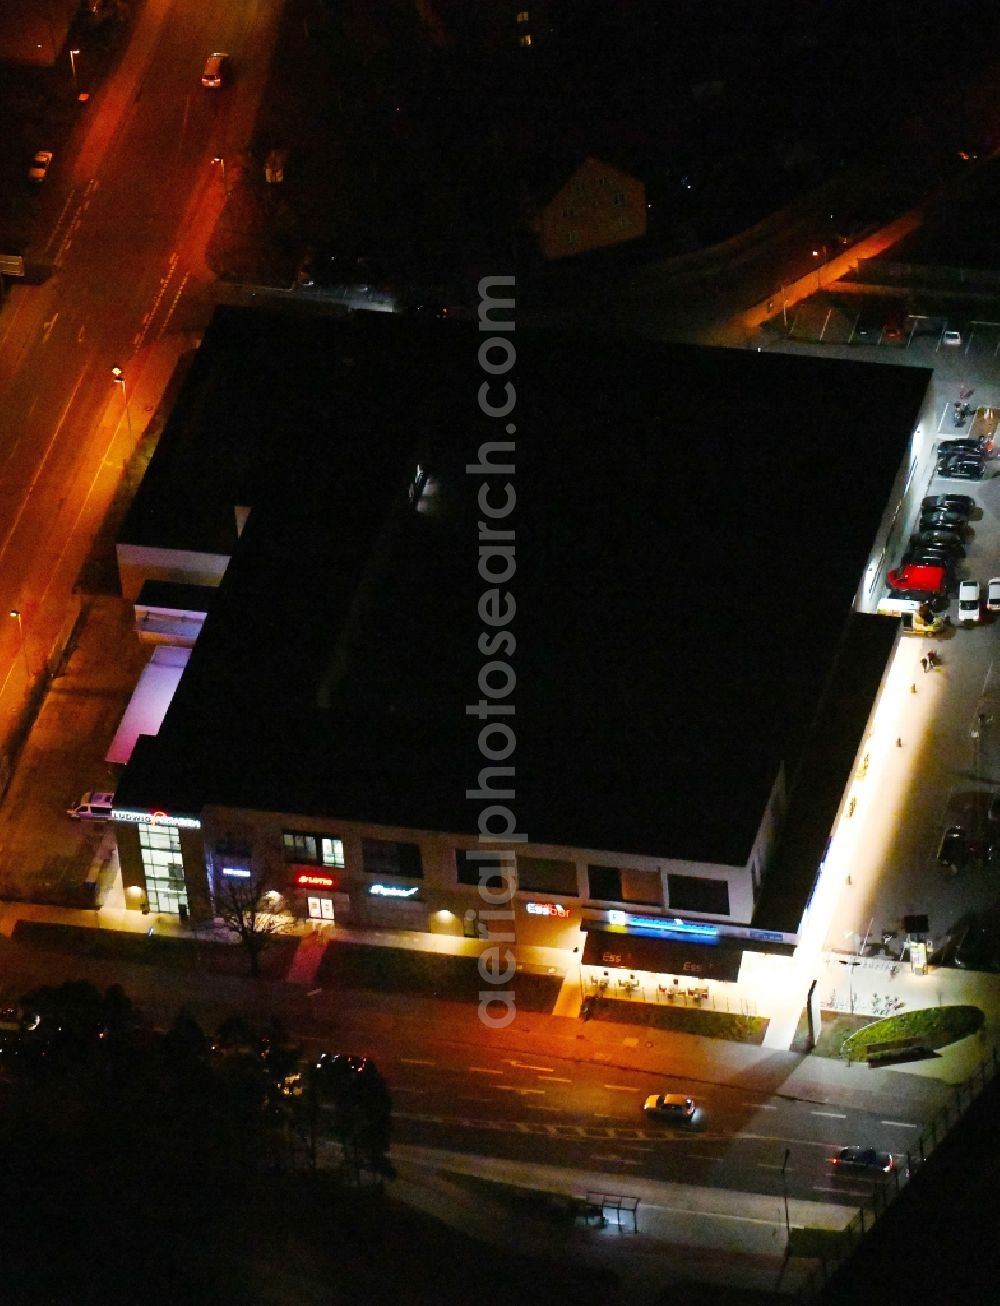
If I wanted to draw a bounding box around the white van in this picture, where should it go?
[67,791,114,821]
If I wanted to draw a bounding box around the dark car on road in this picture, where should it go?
[829,1147,895,1175]
[938,825,969,871]
[922,494,974,516]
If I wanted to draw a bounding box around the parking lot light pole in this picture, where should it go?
[69,48,80,89]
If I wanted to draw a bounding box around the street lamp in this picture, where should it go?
[69,48,80,89]
[211,155,228,195]
[781,1147,791,1245]
[8,609,28,677]
[111,366,133,440]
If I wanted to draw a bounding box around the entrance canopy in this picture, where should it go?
[582,926,744,982]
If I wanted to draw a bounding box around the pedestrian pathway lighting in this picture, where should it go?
[111,365,132,439]
[8,609,22,637]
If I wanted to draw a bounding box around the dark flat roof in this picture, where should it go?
[116,309,929,871]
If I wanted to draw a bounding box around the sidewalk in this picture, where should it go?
[390,1143,837,1301]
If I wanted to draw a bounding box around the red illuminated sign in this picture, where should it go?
[295,872,336,889]
[525,901,571,919]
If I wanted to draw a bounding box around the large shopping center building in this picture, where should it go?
[107,305,932,989]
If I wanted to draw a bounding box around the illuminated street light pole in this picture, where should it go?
[211,155,228,195]
[111,366,132,440]
[69,48,80,90]
[8,609,28,678]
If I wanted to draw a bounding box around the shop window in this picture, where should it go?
[667,874,729,916]
[362,838,423,879]
[587,865,622,901]
[456,849,509,890]
[283,831,317,862]
[517,855,577,896]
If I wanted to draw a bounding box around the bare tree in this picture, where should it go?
[216,876,291,977]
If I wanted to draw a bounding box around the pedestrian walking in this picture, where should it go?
[920,656,929,674]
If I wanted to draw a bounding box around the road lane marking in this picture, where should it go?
[399,1058,436,1066]
[505,1060,554,1072]
[603,1084,641,1092]
[743,1102,778,1110]
[810,1110,847,1119]
[391,1087,426,1094]
[739,1132,841,1149]
[525,1104,561,1112]
[880,1120,918,1129]
[0,362,88,572]
[468,1066,504,1075]
[494,1086,545,1095]
[542,1076,571,1083]
[457,1096,490,1104]
[690,1153,724,1162]
[813,1184,868,1198]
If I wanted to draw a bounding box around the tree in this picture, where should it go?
[216,876,292,977]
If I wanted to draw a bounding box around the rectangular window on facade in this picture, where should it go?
[139,823,188,915]
[362,838,423,879]
[321,837,345,867]
[456,849,509,890]
[517,855,577,896]
[612,191,625,206]
[587,864,623,901]
[666,874,730,916]
[283,831,317,862]
[620,867,662,906]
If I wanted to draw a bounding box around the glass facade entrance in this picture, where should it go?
[139,823,189,915]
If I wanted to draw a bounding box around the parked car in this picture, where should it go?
[829,1147,895,1175]
[954,920,1000,972]
[28,149,53,183]
[910,531,965,556]
[643,1093,697,1123]
[938,439,984,457]
[960,579,982,623]
[901,550,955,573]
[938,825,969,870]
[937,455,984,480]
[920,510,969,532]
[922,494,975,515]
[942,330,963,346]
[66,790,114,820]
[987,578,1000,612]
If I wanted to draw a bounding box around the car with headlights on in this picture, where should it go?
[28,150,53,183]
[829,1147,895,1175]
[643,1093,697,1124]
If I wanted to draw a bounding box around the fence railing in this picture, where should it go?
[797,1044,998,1300]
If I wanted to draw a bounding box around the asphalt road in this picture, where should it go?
[0,0,281,751]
